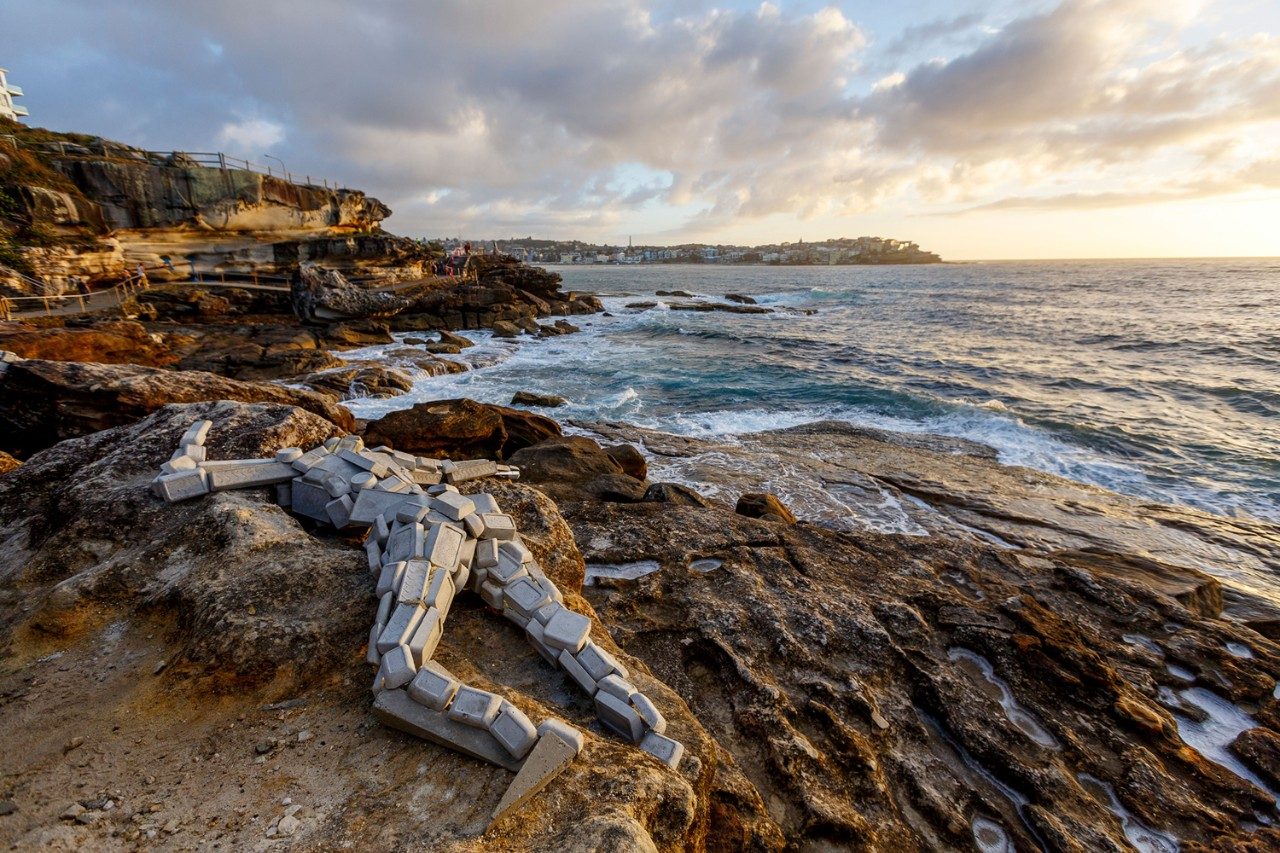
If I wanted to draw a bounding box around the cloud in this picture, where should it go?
[1,0,1278,237]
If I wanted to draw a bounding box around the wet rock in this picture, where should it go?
[437,330,473,348]
[492,320,520,338]
[605,444,647,480]
[642,482,717,508]
[0,358,355,455]
[725,294,757,305]
[655,290,695,298]
[669,301,772,315]
[362,398,560,460]
[734,493,797,524]
[321,321,394,349]
[295,364,414,400]
[507,436,646,503]
[511,391,568,408]
[1230,728,1280,789]
[425,342,461,354]
[0,319,175,366]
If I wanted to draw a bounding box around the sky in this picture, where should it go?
[3,0,1279,259]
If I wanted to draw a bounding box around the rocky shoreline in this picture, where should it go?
[3,127,1280,851]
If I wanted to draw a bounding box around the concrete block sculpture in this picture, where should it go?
[153,419,683,824]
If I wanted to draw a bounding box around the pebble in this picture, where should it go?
[297,730,313,743]
[62,736,85,754]
[61,803,86,821]
[277,814,301,836]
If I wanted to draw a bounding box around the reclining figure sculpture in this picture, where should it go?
[151,419,683,825]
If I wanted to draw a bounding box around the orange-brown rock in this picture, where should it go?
[0,319,175,366]
[362,398,560,460]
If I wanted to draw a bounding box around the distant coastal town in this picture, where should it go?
[461,236,942,265]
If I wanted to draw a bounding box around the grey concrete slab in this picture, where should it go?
[175,444,207,463]
[411,468,443,486]
[639,731,684,769]
[446,686,502,730]
[275,481,292,508]
[290,478,330,522]
[489,554,530,586]
[532,603,561,626]
[275,447,303,463]
[536,719,585,755]
[475,539,500,569]
[386,522,426,562]
[380,644,417,689]
[542,608,591,654]
[448,460,499,484]
[160,455,197,474]
[463,513,485,539]
[374,515,390,545]
[431,491,476,521]
[407,660,460,711]
[376,476,412,494]
[376,602,425,654]
[323,437,340,451]
[478,513,516,540]
[321,473,352,499]
[426,484,458,496]
[376,561,407,598]
[629,693,667,735]
[595,674,636,702]
[468,567,488,594]
[396,504,429,524]
[311,455,365,482]
[453,564,471,597]
[468,493,500,515]
[325,493,354,528]
[349,488,413,526]
[337,435,364,453]
[502,577,552,619]
[207,461,297,491]
[556,648,598,696]
[397,559,430,604]
[594,691,644,743]
[423,567,455,614]
[459,537,477,570]
[351,471,377,491]
[291,446,330,473]
[407,606,442,665]
[574,642,630,682]
[373,689,521,771]
[488,731,577,827]
[488,701,538,759]
[424,523,464,570]
[415,456,443,472]
[153,468,210,502]
[180,420,211,447]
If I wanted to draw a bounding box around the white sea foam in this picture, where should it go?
[948,648,1059,749]
[1174,687,1279,806]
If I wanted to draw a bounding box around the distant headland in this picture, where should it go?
[483,236,942,266]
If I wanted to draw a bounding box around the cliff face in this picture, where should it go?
[0,122,409,295]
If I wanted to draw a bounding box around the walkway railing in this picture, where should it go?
[2,271,151,318]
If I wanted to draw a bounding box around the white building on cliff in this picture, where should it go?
[0,68,27,121]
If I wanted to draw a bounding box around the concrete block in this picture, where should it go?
[447,686,502,730]
[468,566,488,593]
[323,437,340,451]
[459,537,477,569]
[505,610,531,630]
[427,484,458,495]
[533,602,561,626]
[376,561,407,598]
[325,493,354,528]
[536,719,585,755]
[503,577,552,619]
[639,731,684,769]
[423,567,455,613]
[489,554,529,586]
[543,608,591,653]
[337,435,364,453]
[180,420,211,447]
[415,456,443,472]
[424,523,464,571]
[290,446,330,473]
[596,674,636,702]
[321,473,351,498]
[441,460,458,475]
[468,493,500,515]
[479,513,517,540]
[376,590,394,627]
[431,491,476,521]
[448,459,499,484]
[422,509,451,526]
[524,619,560,665]
[386,522,425,562]
[380,644,417,689]
[411,468,443,486]
[290,478,330,522]
[396,504,428,524]
[365,538,382,573]
[386,448,418,469]
[480,580,505,610]
[595,691,644,742]
[275,447,303,463]
[398,559,431,604]
[475,539,500,569]
[160,455,197,475]
[557,648,598,696]
[351,471,378,491]
[310,454,365,482]
[453,564,471,596]
[407,606,442,665]
[374,515,390,545]
[377,602,424,653]
[154,468,210,502]
[499,540,533,565]
[575,641,630,682]
[407,660,460,711]
[373,689,521,771]
[176,444,207,463]
[488,729,578,827]
[275,481,292,508]
[376,476,412,494]
[207,461,296,492]
[366,623,382,666]
[630,692,667,735]
[349,488,414,526]
[371,668,384,695]
[489,701,538,759]
[463,513,485,539]
[339,448,388,478]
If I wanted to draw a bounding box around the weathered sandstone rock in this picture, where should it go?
[363,399,560,460]
[735,492,797,524]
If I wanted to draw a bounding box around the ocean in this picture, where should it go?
[340,258,1280,525]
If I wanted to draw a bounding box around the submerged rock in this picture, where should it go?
[511,391,568,408]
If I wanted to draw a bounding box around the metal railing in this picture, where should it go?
[2,271,150,318]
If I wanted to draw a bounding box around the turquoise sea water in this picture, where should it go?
[342,259,1280,524]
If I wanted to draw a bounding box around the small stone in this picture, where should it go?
[61,802,86,821]
[277,814,301,836]
[297,730,313,742]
